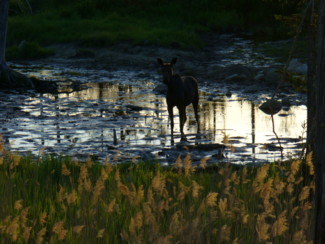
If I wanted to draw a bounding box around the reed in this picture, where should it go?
[0,141,314,243]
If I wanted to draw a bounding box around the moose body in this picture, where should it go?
[157,58,200,138]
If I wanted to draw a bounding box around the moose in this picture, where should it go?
[157,58,200,139]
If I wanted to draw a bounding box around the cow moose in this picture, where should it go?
[157,58,200,139]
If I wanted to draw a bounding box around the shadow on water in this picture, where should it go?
[0,70,306,165]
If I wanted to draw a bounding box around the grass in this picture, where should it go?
[0,138,315,243]
[6,0,300,52]
[6,41,55,60]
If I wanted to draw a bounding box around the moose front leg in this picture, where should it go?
[178,106,187,140]
[168,105,174,137]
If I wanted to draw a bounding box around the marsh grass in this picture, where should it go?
[0,141,314,243]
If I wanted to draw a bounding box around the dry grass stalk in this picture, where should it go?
[177,182,190,201]
[66,189,78,205]
[92,178,105,205]
[256,213,270,241]
[205,192,218,208]
[299,186,310,202]
[218,198,228,213]
[253,164,269,193]
[305,152,314,175]
[97,228,105,238]
[103,198,116,213]
[220,224,231,242]
[199,157,209,169]
[291,159,302,176]
[39,212,47,225]
[36,228,46,244]
[174,154,183,169]
[61,163,71,176]
[5,216,19,241]
[73,225,85,235]
[14,199,23,211]
[184,153,191,176]
[191,180,203,198]
[271,210,288,237]
[52,221,68,241]
[152,171,166,196]
[119,183,130,196]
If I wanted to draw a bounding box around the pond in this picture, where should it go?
[1,36,307,165]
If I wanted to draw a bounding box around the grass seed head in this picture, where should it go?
[14,199,23,211]
[39,212,47,225]
[97,228,105,238]
[220,224,231,241]
[52,221,68,241]
[61,163,71,176]
[6,216,19,241]
[205,192,218,207]
[272,210,288,237]
[36,228,46,244]
[73,225,85,235]
[291,160,302,176]
[256,213,270,241]
[305,152,314,175]
[299,186,310,202]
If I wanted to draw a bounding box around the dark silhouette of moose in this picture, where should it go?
[157,58,200,139]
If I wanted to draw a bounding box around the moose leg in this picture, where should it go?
[178,106,187,138]
[192,99,200,133]
[168,105,174,137]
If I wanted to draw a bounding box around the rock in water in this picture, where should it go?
[259,99,282,115]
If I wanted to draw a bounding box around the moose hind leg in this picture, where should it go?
[168,105,174,137]
[192,99,200,133]
[178,106,187,136]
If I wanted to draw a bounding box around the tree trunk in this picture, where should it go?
[0,0,34,89]
[0,0,9,66]
[307,1,317,154]
[314,0,325,243]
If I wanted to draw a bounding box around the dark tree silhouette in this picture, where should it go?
[0,0,34,89]
[313,1,325,242]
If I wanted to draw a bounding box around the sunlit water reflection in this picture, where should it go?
[1,34,307,164]
[0,64,306,165]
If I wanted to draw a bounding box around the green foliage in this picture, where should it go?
[6,41,55,60]
[6,0,304,48]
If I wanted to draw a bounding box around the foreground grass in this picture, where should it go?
[0,148,314,243]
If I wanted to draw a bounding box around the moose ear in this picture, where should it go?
[157,58,164,65]
[171,58,177,66]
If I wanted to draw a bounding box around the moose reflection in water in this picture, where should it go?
[157,58,200,141]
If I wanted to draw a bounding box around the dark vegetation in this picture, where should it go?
[6,0,304,60]
[0,147,315,242]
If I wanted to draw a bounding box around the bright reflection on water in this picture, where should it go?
[1,75,306,164]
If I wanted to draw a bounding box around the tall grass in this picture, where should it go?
[0,140,314,242]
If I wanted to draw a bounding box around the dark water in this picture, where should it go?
[1,36,307,165]
[0,69,306,165]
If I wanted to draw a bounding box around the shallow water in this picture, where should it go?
[0,68,306,165]
[1,36,307,165]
